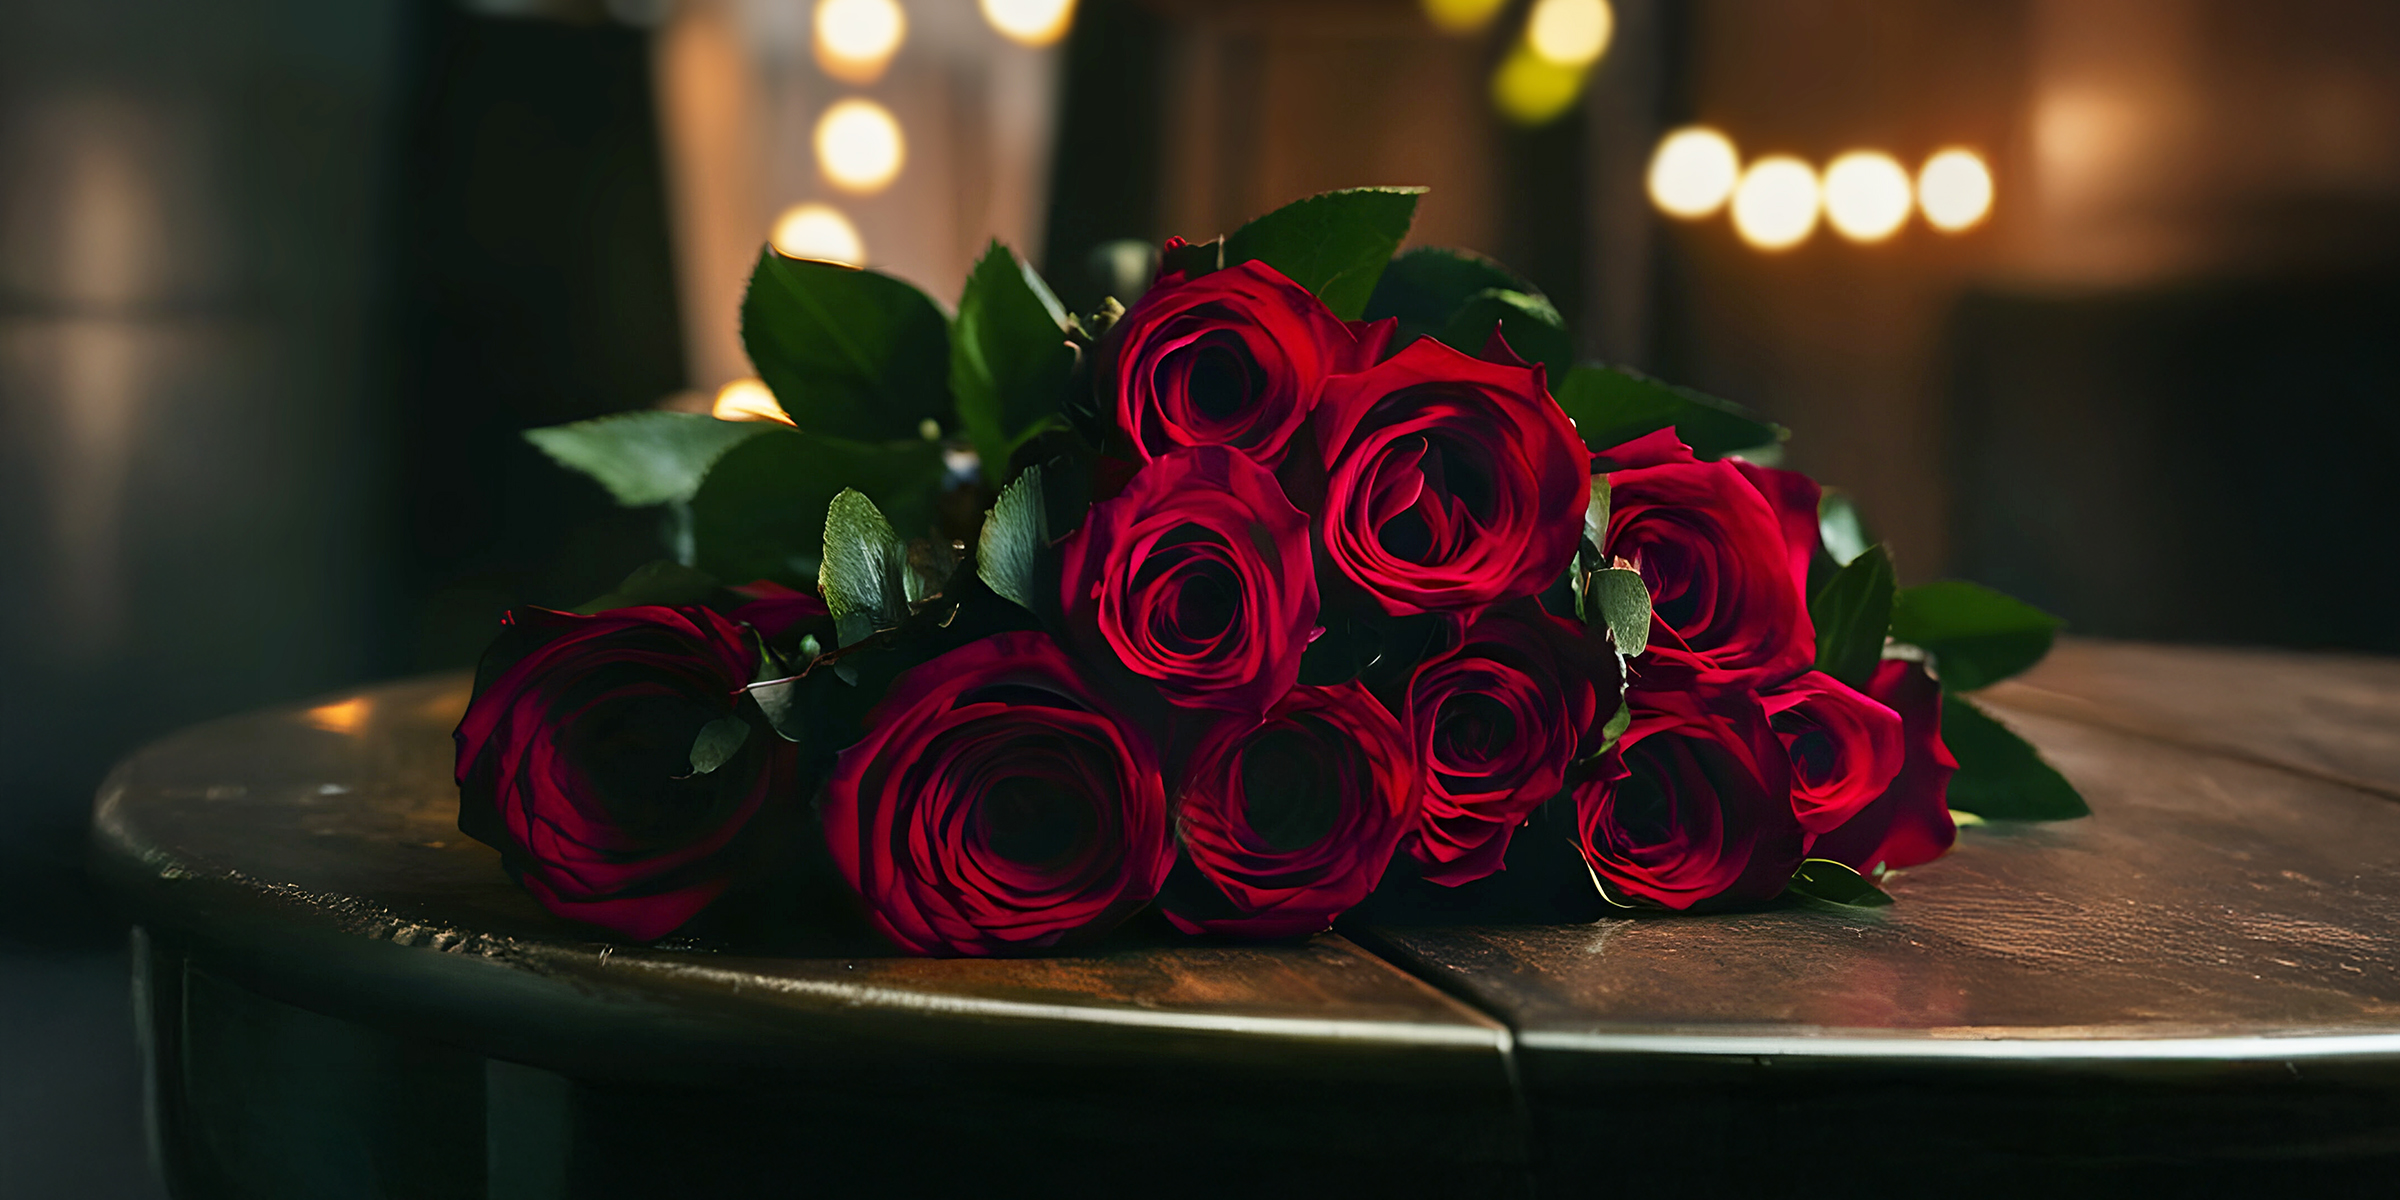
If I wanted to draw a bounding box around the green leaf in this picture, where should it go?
[740,248,953,442]
[1589,567,1652,656]
[1942,695,2090,820]
[1222,187,1425,320]
[1810,544,1896,689]
[687,715,751,775]
[1438,288,1571,374]
[1785,858,1895,909]
[748,634,822,743]
[1817,488,1874,567]
[977,464,1048,613]
[523,411,770,507]
[688,428,944,588]
[819,489,907,646]
[1555,365,1785,460]
[1890,581,2063,692]
[951,241,1075,473]
[1364,246,1536,348]
[573,560,721,614]
[1599,700,1632,745]
[1584,476,1612,555]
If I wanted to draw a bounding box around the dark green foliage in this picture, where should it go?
[1892,581,2062,692]
[1811,545,1896,689]
[686,429,944,589]
[740,249,953,442]
[1943,695,2092,820]
[1222,187,1425,320]
[1556,365,1784,459]
[523,412,769,507]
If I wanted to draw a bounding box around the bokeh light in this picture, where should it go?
[815,99,905,193]
[1491,45,1585,126]
[1421,0,1508,34]
[979,0,1077,46]
[814,0,905,84]
[1918,148,1994,232]
[1730,155,1821,251]
[1526,0,1613,68]
[713,378,794,425]
[1647,127,1740,219]
[1822,151,1913,242]
[770,202,865,264]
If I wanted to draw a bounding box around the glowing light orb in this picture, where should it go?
[1526,0,1612,68]
[1730,155,1821,251]
[713,378,794,425]
[1647,127,1741,219]
[1822,151,1913,242]
[1918,148,1993,232]
[815,99,905,193]
[979,0,1076,46]
[1421,0,1508,35]
[770,203,865,265]
[814,0,905,84]
[1491,45,1585,126]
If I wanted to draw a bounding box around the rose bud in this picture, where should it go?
[822,632,1171,956]
[1759,670,1905,837]
[1403,601,1620,886]
[1312,337,1589,618]
[455,606,794,940]
[1599,429,1820,690]
[1573,688,1804,909]
[1059,446,1319,716]
[1806,660,1960,876]
[1160,682,1418,938]
[1107,258,1390,469]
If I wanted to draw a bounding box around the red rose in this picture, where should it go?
[822,632,1171,956]
[1760,671,1904,835]
[1312,338,1590,617]
[1601,429,1819,690]
[1807,660,1959,875]
[1059,446,1318,716]
[723,579,831,642]
[1161,682,1418,937]
[1572,688,1803,909]
[1107,259,1389,469]
[1403,601,1619,886]
[454,606,792,940]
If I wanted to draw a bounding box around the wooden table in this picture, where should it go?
[90,639,2400,1197]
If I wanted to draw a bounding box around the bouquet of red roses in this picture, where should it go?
[457,189,2085,955]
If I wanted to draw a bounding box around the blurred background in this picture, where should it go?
[2,0,2396,1191]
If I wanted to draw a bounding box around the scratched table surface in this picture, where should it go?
[89,638,2400,1196]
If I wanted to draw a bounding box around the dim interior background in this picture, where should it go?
[2,0,2396,1193]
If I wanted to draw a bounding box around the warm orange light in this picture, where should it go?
[1526,0,1612,68]
[770,203,864,264]
[1421,0,1507,34]
[1823,151,1913,242]
[713,378,794,425]
[306,698,369,735]
[1730,155,1820,250]
[1647,127,1740,219]
[979,0,1076,46]
[814,0,905,84]
[815,99,905,193]
[1491,44,1585,126]
[1918,148,1993,232]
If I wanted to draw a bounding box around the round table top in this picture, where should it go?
[90,639,2400,1090]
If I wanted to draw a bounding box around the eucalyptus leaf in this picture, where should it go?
[1810,544,1896,689]
[1222,187,1425,320]
[1589,567,1652,656]
[819,488,906,645]
[951,241,1075,474]
[740,248,953,443]
[977,464,1048,613]
[1818,488,1874,567]
[524,411,770,508]
[1438,288,1571,374]
[1364,246,1536,348]
[1599,700,1632,747]
[1584,476,1612,555]
[687,715,751,776]
[1785,858,1895,909]
[1942,695,2091,820]
[687,428,944,588]
[573,560,721,614]
[1556,365,1785,460]
[1891,581,2063,692]
[749,677,804,742]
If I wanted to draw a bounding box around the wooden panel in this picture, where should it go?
[1987,636,2400,798]
[89,675,1517,1171]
